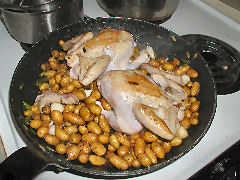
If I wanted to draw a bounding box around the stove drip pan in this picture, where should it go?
[182,34,240,95]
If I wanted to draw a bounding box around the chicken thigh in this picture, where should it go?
[98,69,180,140]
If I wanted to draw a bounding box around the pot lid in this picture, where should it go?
[182,34,240,95]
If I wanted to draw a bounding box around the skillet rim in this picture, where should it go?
[9,17,217,178]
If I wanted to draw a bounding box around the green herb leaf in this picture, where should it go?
[36,76,48,87]
[19,83,24,90]
[181,59,190,65]
[40,71,45,77]
[23,101,31,110]
[186,51,190,59]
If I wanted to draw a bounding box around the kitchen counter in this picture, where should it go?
[0,0,240,179]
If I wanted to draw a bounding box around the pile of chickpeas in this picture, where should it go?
[23,40,200,170]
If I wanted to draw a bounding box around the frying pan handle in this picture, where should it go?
[0,146,50,180]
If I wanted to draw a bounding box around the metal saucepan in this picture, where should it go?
[97,0,180,21]
[0,0,83,44]
[0,18,217,179]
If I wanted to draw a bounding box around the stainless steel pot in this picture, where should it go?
[0,0,83,44]
[97,0,180,21]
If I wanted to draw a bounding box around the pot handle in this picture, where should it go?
[0,146,50,180]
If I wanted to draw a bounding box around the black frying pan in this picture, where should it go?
[0,18,217,180]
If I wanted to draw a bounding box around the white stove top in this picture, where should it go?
[0,0,240,179]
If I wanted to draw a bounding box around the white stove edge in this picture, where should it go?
[0,0,239,179]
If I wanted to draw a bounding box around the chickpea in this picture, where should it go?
[51,110,63,124]
[60,75,70,87]
[41,63,50,71]
[44,70,56,77]
[59,40,65,47]
[56,143,67,154]
[162,142,172,153]
[89,81,97,90]
[172,58,180,67]
[90,89,101,100]
[37,127,49,138]
[64,125,78,134]
[42,105,51,114]
[72,79,82,89]
[108,144,116,152]
[151,141,165,159]
[180,118,191,129]
[137,153,151,167]
[145,146,157,164]
[98,115,111,133]
[109,134,120,149]
[45,134,60,146]
[51,50,59,57]
[117,146,129,157]
[41,114,51,122]
[87,121,102,135]
[30,120,42,129]
[78,153,88,163]
[170,137,182,146]
[63,112,85,125]
[30,105,40,114]
[85,96,96,104]
[162,62,174,71]
[132,159,141,168]
[69,133,81,144]
[61,83,75,93]
[33,114,41,120]
[81,142,91,154]
[148,59,160,68]
[24,109,33,117]
[51,83,60,93]
[91,142,106,156]
[187,81,193,88]
[73,89,86,100]
[55,71,65,84]
[184,109,192,118]
[67,144,81,160]
[100,98,112,111]
[190,101,200,112]
[123,154,134,166]
[64,104,75,112]
[187,69,198,78]
[74,103,85,115]
[183,86,191,97]
[82,133,98,144]
[89,155,106,166]
[115,132,130,147]
[50,61,59,70]
[193,112,199,117]
[78,126,88,134]
[191,82,200,96]
[88,103,102,116]
[58,52,66,60]
[134,138,145,156]
[98,134,109,144]
[79,106,91,121]
[39,83,49,92]
[189,97,197,103]
[143,131,158,142]
[157,57,166,64]
[107,151,129,170]
[55,126,70,141]
[175,65,190,76]
[49,77,56,86]
[190,117,199,125]
[130,134,141,141]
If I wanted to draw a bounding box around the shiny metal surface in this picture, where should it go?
[97,0,180,21]
[1,0,83,44]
